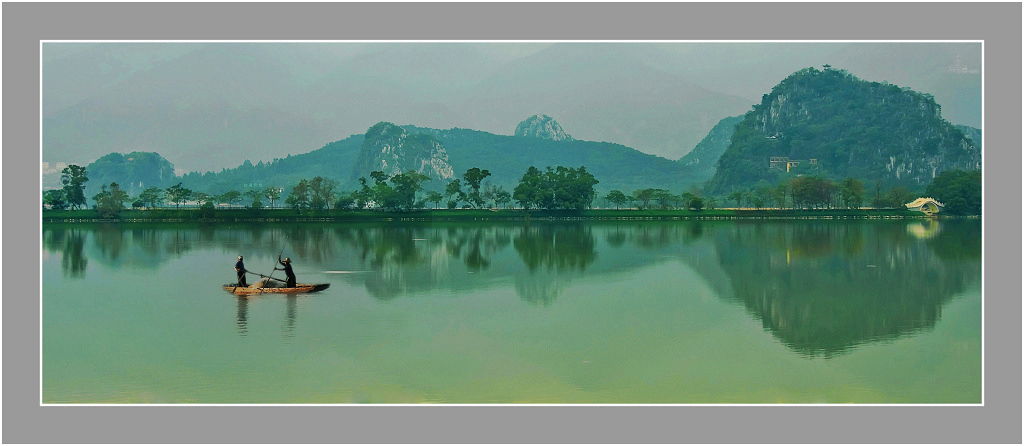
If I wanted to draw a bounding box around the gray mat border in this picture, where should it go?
[5,2,1020,444]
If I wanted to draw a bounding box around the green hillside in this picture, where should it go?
[169,124,700,198]
[706,67,981,195]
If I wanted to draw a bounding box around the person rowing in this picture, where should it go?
[275,255,297,288]
[234,255,248,287]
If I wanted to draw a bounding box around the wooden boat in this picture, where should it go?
[223,283,330,296]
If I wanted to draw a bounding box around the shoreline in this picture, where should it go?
[42,208,975,224]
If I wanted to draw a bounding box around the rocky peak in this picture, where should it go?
[514,114,573,141]
[353,122,455,181]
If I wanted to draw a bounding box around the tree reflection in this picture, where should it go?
[44,228,88,278]
[513,224,596,272]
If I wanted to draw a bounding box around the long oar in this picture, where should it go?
[257,246,286,295]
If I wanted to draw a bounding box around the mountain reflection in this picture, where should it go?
[43,220,980,354]
[709,220,981,357]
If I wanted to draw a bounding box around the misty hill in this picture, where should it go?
[169,120,700,197]
[706,67,981,194]
[676,115,743,183]
[83,152,177,198]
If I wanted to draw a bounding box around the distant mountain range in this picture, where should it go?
[42,42,981,174]
[169,115,704,197]
[65,65,982,202]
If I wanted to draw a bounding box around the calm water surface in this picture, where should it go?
[42,220,981,403]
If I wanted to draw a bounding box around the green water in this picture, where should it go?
[42,220,981,404]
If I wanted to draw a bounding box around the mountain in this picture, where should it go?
[406,125,699,194]
[514,114,573,141]
[83,152,176,198]
[676,115,743,183]
[706,67,981,194]
[353,122,455,182]
[168,121,701,198]
[43,42,980,174]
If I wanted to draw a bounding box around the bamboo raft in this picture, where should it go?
[223,283,330,296]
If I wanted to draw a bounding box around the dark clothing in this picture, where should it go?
[235,260,247,287]
[277,261,296,288]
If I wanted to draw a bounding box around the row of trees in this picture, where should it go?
[720,177,919,210]
[42,165,288,213]
[43,164,980,216]
[512,166,599,211]
[603,189,711,211]
[283,166,600,212]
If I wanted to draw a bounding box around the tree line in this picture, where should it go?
[42,164,604,215]
[41,164,981,216]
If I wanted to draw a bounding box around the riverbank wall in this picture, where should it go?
[43,208,971,224]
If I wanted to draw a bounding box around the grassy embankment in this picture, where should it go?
[42,207,925,223]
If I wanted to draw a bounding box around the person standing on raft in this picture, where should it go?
[275,255,296,288]
[234,255,248,287]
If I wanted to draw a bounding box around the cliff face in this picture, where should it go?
[514,114,573,141]
[707,67,981,193]
[353,122,455,181]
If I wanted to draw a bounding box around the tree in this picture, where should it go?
[334,192,356,210]
[513,167,544,210]
[425,191,444,209]
[925,169,981,215]
[309,176,339,210]
[165,182,192,209]
[60,164,89,210]
[219,190,242,208]
[244,189,263,209]
[482,182,499,208]
[352,177,372,209]
[43,189,68,210]
[390,170,431,211]
[726,190,744,208]
[840,178,865,209]
[871,179,885,208]
[604,190,628,209]
[285,180,310,210]
[773,183,789,209]
[632,188,656,210]
[754,181,772,210]
[138,187,165,208]
[445,179,465,209]
[193,192,214,206]
[886,186,912,209]
[463,167,491,208]
[95,182,128,218]
[494,190,512,209]
[368,172,399,210]
[688,196,705,211]
[652,189,675,209]
[263,187,282,209]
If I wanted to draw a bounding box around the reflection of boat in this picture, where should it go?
[223,283,330,296]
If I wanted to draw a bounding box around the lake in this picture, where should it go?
[42,219,981,404]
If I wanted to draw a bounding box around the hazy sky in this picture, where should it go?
[42,41,981,174]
